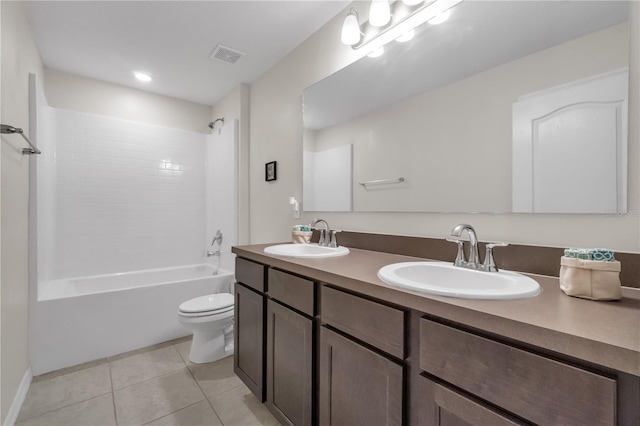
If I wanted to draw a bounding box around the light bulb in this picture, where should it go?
[369,0,391,27]
[402,0,423,5]
[395,29,415,43]
[428,9,451,25]
[367,46,384,58]
[341,10,361,46]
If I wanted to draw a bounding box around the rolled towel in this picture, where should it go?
[592,248,615,262]
[564,248,615,262]
[564,248,593,260]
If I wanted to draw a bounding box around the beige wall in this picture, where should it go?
[249,3,640,252]
[0,1,44,422]
[45,68,212,134]
[211,84,251,244]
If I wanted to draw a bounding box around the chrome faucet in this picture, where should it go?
[312,219,330,246]
[312,219,339,247]
[446,224,508,272]
[448,223,480,268]
[207,230,223,257]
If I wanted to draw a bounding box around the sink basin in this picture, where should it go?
[264,243,349,259]
[378,261,540,299]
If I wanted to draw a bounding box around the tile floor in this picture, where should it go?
[16,337,280,426]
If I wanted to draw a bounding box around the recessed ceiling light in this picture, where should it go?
[133,71,152,82]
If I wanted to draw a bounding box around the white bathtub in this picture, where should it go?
[31,264,234,375]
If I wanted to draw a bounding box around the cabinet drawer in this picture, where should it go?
[322,286,405,359]
[236,258,266,292]
[420,319,616,426]
[268,269,314,317]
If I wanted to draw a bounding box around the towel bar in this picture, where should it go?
[1,124,41,154]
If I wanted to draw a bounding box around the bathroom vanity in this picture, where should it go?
[232,238,640,426]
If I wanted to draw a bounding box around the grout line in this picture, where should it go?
[177,343,226,426]
[112,366,191,392]
[107,358,118,426]
[15,394,113,425]
[138,400,206,426]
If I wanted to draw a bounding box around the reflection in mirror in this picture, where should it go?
[512,68,627,213]
[303,1,629,213]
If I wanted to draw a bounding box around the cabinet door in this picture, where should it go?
[266,300,313,426]
[418,376,526,426]
[319,327,403,426]
[234,283,265,401]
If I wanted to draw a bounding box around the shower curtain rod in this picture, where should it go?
[1,124,41,154]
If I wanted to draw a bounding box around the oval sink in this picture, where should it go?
[378,261,540,300]
[264,243,350,259]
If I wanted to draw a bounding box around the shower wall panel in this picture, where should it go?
[39,108,207,280]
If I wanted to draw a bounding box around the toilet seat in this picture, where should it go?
[178,293,234,317]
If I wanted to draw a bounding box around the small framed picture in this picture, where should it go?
[265,161,277,182]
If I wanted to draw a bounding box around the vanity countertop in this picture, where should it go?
[232,243,640,377]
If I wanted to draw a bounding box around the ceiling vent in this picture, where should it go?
[209,44,245,65]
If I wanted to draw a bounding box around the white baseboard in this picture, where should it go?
[3,368,32,426]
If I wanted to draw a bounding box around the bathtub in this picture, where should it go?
[31,264,234,375]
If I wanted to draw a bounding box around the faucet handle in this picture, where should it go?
[329,230,340,248]
[446,237,467,266]
[482,242,509,272]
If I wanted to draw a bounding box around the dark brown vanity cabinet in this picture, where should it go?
[234,254,638,426]
[265,269,315,426]
[418,318,617,426]
[234,258,267,401]
[319,286,406,426]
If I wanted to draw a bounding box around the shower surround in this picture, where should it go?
[31,101,238,374]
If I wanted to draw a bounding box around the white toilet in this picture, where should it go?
[177,293,234,363]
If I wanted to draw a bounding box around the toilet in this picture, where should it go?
[177,293,234,363]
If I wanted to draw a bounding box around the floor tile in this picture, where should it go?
[144,400,222,426]
[191,355,243,400]
[110,345,186,390]
[114,368,205,426]
[16,394,115,426]
[174,341,192,365]
[17,364,112,422]
[209,384,280,426]
[31,358,109,383]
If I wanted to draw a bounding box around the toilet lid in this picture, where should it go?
[179,293,234,314]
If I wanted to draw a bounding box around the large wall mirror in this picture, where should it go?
[302,1,630,213]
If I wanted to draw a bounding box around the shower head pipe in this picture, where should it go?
[208,118,225,130]
[0,124,41,154]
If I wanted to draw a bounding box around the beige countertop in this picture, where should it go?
[232,243,640,377]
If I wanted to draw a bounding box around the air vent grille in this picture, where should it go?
[209,44,245,65]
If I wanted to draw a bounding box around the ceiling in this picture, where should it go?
[25,1,349,106]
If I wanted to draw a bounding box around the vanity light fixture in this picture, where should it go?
[369,0,391,27]
[341,8,361,45]
[341,0,463,56]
